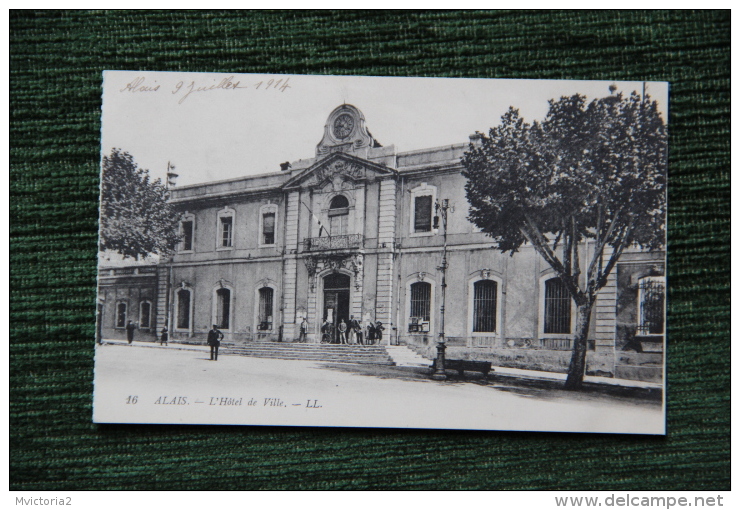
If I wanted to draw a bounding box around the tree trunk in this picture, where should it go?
[564,302,594,391]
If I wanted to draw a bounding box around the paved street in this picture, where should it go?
[93,343,664,434]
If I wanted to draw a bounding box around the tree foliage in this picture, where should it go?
[100,149,181,260]
[462,91,667,389]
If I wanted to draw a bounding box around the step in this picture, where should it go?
[224,346,389,355]
[221,343,395,365]
[384,345,433,367]
[222,353,395,365]
[225,351,391,361]
[223,342,386,350]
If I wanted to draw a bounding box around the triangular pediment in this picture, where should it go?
[282,152,397,191]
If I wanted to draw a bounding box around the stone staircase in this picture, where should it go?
[384,345,433,367]
[221,342,395,365]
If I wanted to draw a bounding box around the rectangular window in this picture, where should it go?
[262,213,275,245]
[544,278,571,334]
[220,216,233,247]
[414,195,433,232]
[181,220,193,251]
[638,277,665,335]
[473,280,497,333]
[329,214,348,236]
[116,302,127,328]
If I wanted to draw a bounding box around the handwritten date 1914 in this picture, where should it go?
[173,76,291,104]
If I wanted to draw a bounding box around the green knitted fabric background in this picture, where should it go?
[10,11,730,490]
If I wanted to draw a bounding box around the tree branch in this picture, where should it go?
[520,215,585,302]
[597,217,636,291]
[563,216,572,279]
[522,215,566,275]
[586,204,625,283]
[572,216,580,281]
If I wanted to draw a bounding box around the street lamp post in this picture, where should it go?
[432,198,452,381]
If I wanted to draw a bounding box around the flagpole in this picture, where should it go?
[301,201,329,238]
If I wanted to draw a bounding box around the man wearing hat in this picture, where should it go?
[207,324,224,361]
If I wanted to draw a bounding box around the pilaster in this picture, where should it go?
[594,247,617,352]
[282,191,301,339]
[155,265,169,333]
[374,179,397,341]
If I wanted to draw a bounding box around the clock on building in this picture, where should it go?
[332,113,354,139]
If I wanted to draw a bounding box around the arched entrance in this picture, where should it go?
[322,273,350,343]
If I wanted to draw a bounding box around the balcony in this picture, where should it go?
[303,234,363,252]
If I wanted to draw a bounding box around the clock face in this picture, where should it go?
[332,114,354,139]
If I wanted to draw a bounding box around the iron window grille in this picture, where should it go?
[544,278,571,334]
[637,277,665,335]
[473,280,497,333]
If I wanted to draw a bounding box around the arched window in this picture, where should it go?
[115,302,127,328]
[215,288,231,330]
[637,276,665,335]
[473,280,497,333]
[258,287,274,331]
[139,301,152,329]
[410,282,431,322]
[330,195,349,209]
[176,288,191,330]
[328,194,349,236]
[544,278,571,334]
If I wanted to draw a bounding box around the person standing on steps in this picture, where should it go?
[207,324,224,361]
[375,321,385,345]
[125,320,136,345]
[160,326,168,346]
[299,317,308,342]
[349,315,362,345]
[321,320,331,344]
[347,315,356,344]
[367,321,376,345]
[338,319,347,344]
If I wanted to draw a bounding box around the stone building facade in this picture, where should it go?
[98,104,665,381]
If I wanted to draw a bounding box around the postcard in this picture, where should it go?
[94,71,667,434]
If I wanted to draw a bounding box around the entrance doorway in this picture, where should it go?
[323,273,350,343]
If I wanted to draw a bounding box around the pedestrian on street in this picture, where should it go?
[125,320,136,345]
[207,324,224,361]
[338,319,347,344]
[160,326,168,346]
[299,317,309,342]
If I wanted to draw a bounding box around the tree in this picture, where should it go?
[462,91,667,390]
[100,149,181,260]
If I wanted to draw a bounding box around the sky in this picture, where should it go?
[101,71,668,187]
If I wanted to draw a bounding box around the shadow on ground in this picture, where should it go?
[315,362,663,408]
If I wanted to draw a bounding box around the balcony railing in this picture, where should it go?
[304,234,363,251]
